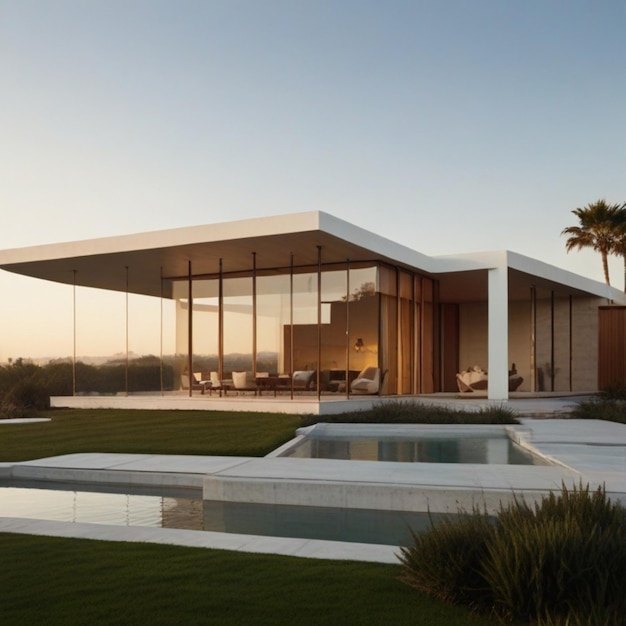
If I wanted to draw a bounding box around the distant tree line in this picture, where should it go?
[0,356,175,418]
[0,352,280,417]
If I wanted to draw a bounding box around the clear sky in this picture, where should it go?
[1,0,625,361]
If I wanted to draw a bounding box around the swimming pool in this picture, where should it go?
[272,423,550,466]
[0,482,455,546]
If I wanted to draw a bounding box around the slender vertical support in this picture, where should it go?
[187,261,193,397]
[434,280,441,393]
[487,265,509,400]
[377,267,383,386]
[289,254,294,400]
[410,273,415,394]
[396,269,401,394]
[346,259,350,398]
[418,276,423,394]
[159,267,164,396]
[550,290,555,392]
[316,246,322,400]
[252,252,257,376]
[125,266,129,397]
[569,295,573,391]
[72,270,77,396]
[530,286,536,392]
[218,258,224,380]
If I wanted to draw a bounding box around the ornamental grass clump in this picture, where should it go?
[483,484,626,624]
[571,397,626,424]
[399,483,626,624]
[398,508,495,610]
[320,400,517,425]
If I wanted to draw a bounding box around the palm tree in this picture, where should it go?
[561,199,624,287]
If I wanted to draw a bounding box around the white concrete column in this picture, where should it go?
[488,265,509,400]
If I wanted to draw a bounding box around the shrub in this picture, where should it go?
[599,383,626,400]
[399,483,626,624]
[484,484,626,623]
[4,378,50,414]
[398,509,495,610]
[312,400,517,425]
[570,397,626,424]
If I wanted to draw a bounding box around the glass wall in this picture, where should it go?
[256,273,290,374]
[286,269,319,376]
[320,265,348,385]
[346,265,379,388]
[223,276,253,375]
[169,260,438,398]
[173,276,255,381]
[73,284,176,395]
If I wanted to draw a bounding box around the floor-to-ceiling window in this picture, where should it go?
[320,264,348,391]
[169,259,437,398]
[347,265,379,384]
[255,272,289,374]
[223,275,253,375]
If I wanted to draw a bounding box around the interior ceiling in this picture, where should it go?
[1,229,598,303]
[437,268,600,304]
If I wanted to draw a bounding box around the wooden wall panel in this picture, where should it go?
[441,304,460,392]
[598,307,626,388]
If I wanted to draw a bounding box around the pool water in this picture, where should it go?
[279,433,548,465]
[0,483,455,546]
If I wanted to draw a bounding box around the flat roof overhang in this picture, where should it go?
[0,211,622,304]
[0,212,438,299]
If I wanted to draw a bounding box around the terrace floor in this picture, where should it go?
[50,390,596,416]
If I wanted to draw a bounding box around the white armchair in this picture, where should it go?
[350,367,382,395]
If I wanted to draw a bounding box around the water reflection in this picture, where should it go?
[0,487,203,529]
[284,435,549,465]
[0,485,461,546]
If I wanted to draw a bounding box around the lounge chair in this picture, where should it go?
[231,371,258,395]
[180,373,210,394]
[207,372,229,397]
[456,364,524,392]
[350,367,382,395]
[292,370,315,392]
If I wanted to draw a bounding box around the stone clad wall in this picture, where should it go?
[458,296,601,392]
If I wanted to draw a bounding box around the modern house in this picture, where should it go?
[1,211,624,413]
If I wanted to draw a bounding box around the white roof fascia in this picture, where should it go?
[318,212,437,272]
[0,210,441,275]
[1,210,622,303]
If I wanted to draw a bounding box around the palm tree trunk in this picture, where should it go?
[623,254,626,293]
[602,252,611,286]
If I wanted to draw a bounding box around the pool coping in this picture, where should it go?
[1,418,625,563]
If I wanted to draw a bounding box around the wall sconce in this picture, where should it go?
[354,338,364,352]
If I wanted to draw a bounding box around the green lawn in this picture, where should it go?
[0,534,492,625]
[1,408,494,624]
[0,409,302,461]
